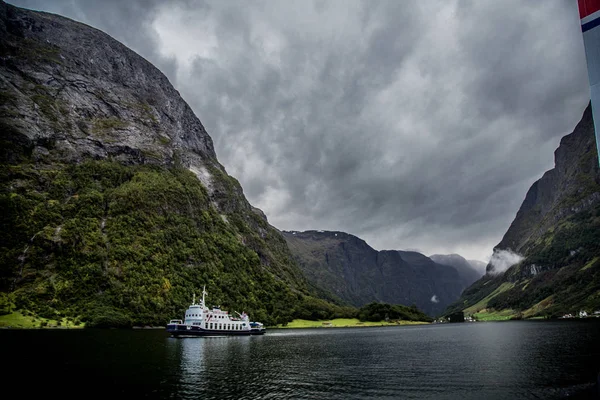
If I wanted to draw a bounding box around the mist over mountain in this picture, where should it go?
[467,260,487,275]
[445,103,600,319]
[2,0,598,329]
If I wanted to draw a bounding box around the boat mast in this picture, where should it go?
[201,285,207,307]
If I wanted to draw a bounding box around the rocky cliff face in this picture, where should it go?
[282,230,465,316]
[445,103,600,319]
[0,1,215,182]
[489,104,600,270]
[0,2,317,326]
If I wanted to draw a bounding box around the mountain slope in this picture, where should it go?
[282,230,465,316]
[429,254,484,289]
[445,103,600,319]
[0,1,344,327]
[467,259,487,275]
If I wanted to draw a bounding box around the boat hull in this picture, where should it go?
[166,324,265,337]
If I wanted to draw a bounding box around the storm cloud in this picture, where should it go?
[9,1,590,261]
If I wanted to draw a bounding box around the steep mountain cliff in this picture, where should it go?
[282,230,465,316]
[445,103,600,319]
[0,1,346,327]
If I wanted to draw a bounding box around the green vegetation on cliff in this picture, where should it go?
[0,159,357,327]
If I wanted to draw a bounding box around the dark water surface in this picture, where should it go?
[3,320,600,399]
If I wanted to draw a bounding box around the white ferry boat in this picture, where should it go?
[166,286,266,337]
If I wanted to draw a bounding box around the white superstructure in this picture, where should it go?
[166,286,263,336]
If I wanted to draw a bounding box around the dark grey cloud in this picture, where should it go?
[8,0,591,261]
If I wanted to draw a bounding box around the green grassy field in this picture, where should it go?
[472,310,515,321]
[0,311,84,329]
[463,282,515,315]
[275,318,430,328]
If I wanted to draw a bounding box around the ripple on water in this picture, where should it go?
[2,321,599,399]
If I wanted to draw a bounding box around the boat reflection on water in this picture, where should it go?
[166,332,266,398]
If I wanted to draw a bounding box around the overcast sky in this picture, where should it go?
[10,0,591,262]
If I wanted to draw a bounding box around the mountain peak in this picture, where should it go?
[1,1,216,169]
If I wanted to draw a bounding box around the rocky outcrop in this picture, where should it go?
[282,230,465,316]
[0,2,214,165]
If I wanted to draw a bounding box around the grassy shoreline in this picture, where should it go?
[274,318,430,328]
[0,311,84,329]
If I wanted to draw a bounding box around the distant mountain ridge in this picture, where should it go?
[445,103,600,319]
[467,260,487,274]
[282,230,472,315]
[429,254,484,288]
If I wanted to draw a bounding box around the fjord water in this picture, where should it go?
[3,320,599,399]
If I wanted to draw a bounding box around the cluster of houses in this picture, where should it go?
[433,312,475,323]
[435,310,600,323]
[559,310,600,319]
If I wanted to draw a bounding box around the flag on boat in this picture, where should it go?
[578,0,600,165]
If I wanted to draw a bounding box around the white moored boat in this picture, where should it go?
[166,286,266,337]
